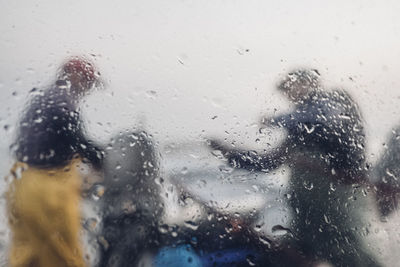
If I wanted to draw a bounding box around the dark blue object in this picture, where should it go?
[154,244,202,267]
[154,244,260,267]
[202,248,258,267]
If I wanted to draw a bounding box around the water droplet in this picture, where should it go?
[253,222,264,232]
[158,224,169,234]
[26,67,35,73]
[258,236,272,248]
[125,184,133,191]
[329,182,336,191]
[385,169,397,179]
[34,117,43,124]
[91,184,105,201]
[252,185,259,192]
[211,149,225,160]
[246,255,256,266]
[305,124,315,133]
[13,165,27,179]
[85,217,98,231]
[271,225,291,236]
[181,167,188,175]
[324,214,331,224]
[145,90,157,99]
[303,181,314,190]
[219,165,233,173]
[184,220,199,231]
[122,200,136,214]
[155,177,164,185]
[178,58,185,65]
[237,47,250,55]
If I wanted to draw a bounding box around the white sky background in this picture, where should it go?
[1,0,400,264]
[1,0,400,160]
[0,1,400,176]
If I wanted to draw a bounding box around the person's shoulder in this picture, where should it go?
[43,83,76,108]
[329,88,353,102]
[26,84,63,106]
[22,84,76,124]
[319,89,357,110]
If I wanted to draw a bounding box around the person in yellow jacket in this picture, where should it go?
[6,57,103,267]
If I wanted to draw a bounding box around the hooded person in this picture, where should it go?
[373,126,400,218]
[6,56,104,267]
[209,69,381,266]
[99,130,163,267]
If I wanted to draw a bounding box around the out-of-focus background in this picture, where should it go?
[1,0,400,266]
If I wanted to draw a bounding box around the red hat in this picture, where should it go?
[61,56,97,84]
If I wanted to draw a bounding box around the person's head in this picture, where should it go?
[278,69,320,102]
[58,56,100,97]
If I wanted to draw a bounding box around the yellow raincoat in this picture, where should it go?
[6,158,86,267]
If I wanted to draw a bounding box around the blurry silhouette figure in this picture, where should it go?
[373,126,400,217]
[6,56,103,267]
[210,69,381,266]
[99,130,163,267]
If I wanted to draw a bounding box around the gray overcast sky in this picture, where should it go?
[1,0,400,160]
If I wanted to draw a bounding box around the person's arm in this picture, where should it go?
[261,113,295,128]
[67,110,103,169]
[75,128,104,169]
[209,140,290,172]
[228,143,290,172]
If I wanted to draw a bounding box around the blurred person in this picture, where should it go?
[209,69,381,266]
[6,57,103,267]
[373,126,400,218]
[99,130,163,267]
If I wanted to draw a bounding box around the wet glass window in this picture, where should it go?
[1,1,400,267]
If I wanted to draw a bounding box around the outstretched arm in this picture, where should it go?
[209,140,290,172]
[208,112,295,172]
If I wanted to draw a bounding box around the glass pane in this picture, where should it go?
[1,1,399,266]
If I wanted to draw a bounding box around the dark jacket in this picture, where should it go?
[374,126,400,216]
[229,89,366,183]
[225,90,381,266]
[14,80,102,168]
